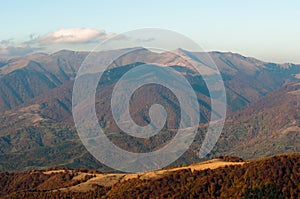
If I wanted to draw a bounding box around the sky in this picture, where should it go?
[0,0,299,63]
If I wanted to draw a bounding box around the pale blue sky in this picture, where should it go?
[1,0,299,63]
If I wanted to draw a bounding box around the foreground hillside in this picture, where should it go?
[0,154,299,198]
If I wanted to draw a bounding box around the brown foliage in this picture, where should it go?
[108,154,299,198]
[0,154,299,198]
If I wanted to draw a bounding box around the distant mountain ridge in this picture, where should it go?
[0,48,299,113]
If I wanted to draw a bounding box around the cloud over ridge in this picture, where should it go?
[0,28,115,57]
[38,28,113,44]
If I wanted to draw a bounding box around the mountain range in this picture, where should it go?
[0,48,299,171]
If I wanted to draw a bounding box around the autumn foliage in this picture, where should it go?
[0,154,299,198]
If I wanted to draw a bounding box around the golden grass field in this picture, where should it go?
[49,159,245,192]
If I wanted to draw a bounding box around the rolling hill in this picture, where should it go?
[0,154,298,198]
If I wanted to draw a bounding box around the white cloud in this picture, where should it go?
[0,45,43,57]
[38,28,114,44]
[0,28,119,57]
[0,39,14,45]
[0,38,44,57]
